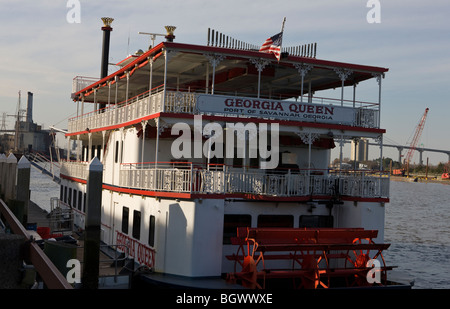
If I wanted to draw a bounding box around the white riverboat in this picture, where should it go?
[59,20,402,289]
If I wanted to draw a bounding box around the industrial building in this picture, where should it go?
[0,91,52,154]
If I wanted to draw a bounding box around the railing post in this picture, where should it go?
[361,171,365,198]
[287,169,291,197]
[190,163,194,193]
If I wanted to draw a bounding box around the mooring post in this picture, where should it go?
[5,153,17,202]
[82,157,103,289]
[16,156,31,224]
[0,153,6,197]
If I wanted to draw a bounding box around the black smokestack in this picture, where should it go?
[100,17,113,111]
[100,17,113,79]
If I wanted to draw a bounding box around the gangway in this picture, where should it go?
[27,151,61,183]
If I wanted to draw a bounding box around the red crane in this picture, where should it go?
[404,108,429,165]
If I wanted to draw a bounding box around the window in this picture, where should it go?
[122,207,129,234]
[299,215,334,228]
[60,185,63,201]
[78,191,82,211]
[132,210,141,240]
[114,141,123,163]
[257,215,293,228]
[83,193,86,213]
[68,188,72,205]
[223,214,251,244]
[148,215,156,247]
[64,186,67,203]
[73,189,77,208]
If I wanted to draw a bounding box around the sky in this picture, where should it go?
[0,0,449,165]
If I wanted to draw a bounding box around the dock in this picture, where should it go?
[0,154,130,289]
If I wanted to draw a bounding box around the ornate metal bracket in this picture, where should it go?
[294,63,313,77]
[250,58,270,73]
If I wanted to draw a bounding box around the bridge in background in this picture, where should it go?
[370,142,450,165]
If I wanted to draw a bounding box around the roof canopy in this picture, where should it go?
[72,41,388,104]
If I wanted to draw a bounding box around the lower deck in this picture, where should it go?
[59,178,387,280]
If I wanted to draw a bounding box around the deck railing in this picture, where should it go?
[67,89,379,133]
[60,160,90,180]
[60,161,389,199]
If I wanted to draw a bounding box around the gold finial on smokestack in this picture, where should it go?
[164,26,176,36]
[101,17,114,28]
[164,26,176,42]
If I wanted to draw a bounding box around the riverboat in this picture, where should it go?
[59,19,403,289]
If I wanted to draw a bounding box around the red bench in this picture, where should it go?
[226,227,393,289]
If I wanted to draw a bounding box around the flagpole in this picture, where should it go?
[278,17,286,61]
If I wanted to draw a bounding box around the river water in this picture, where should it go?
[384,180,450,289]
[28,167,450,289]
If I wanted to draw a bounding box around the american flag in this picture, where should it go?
[259,32,283,61]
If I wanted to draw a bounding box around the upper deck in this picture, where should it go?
[68,40,388,136]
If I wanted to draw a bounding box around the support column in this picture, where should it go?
[87,133,92,161]
[205,53,225,95]
[378,135,383,172]
[334,68,353,106]
[296,130,320,193]
[125,71,130,105]
[397,147,403,164]
[67,136,71,161]
[82,157,103,289]
[155,120,160,169]
[294,63,313,103]
[163,50,169,110]
[141,120,148,164]
[374,73,383,128]
[250,58,270,98]
[101,131,106,163]
[81,94,85,116]
[419,149,424,166]
[148,57,153,97]
[76,136,81,162]
[94,88,98,112]
[107,81,111,108]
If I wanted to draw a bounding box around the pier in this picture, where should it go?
[0,154,130,289]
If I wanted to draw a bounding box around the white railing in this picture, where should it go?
[60,161,90,180]
[68,90,379,133]
[72,76,99,95]
[117,163,390,199]
[60,161,389,199]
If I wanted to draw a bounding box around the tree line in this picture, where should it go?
[331,157,449,175]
